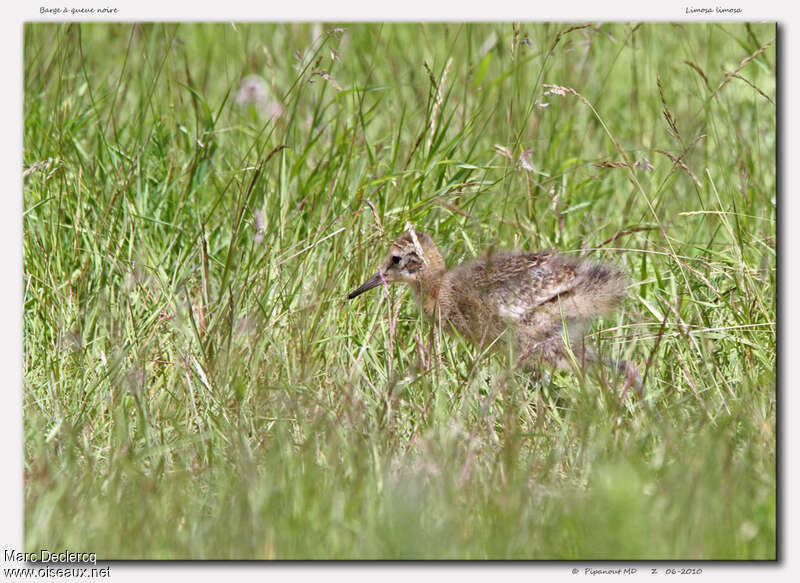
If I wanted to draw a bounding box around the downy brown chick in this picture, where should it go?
[348,230,640,389]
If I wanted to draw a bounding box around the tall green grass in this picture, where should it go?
[23,22,775,559]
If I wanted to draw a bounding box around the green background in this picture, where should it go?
[23,22,775,559]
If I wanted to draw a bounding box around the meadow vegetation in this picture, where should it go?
[22,22,775,559]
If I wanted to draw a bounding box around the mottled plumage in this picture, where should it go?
[349,230,639,387]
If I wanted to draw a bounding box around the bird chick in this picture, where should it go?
[348,230,640,389]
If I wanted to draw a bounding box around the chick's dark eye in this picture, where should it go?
[391,256,401,265]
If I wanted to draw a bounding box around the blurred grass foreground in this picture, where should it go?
[23,22,775,559]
